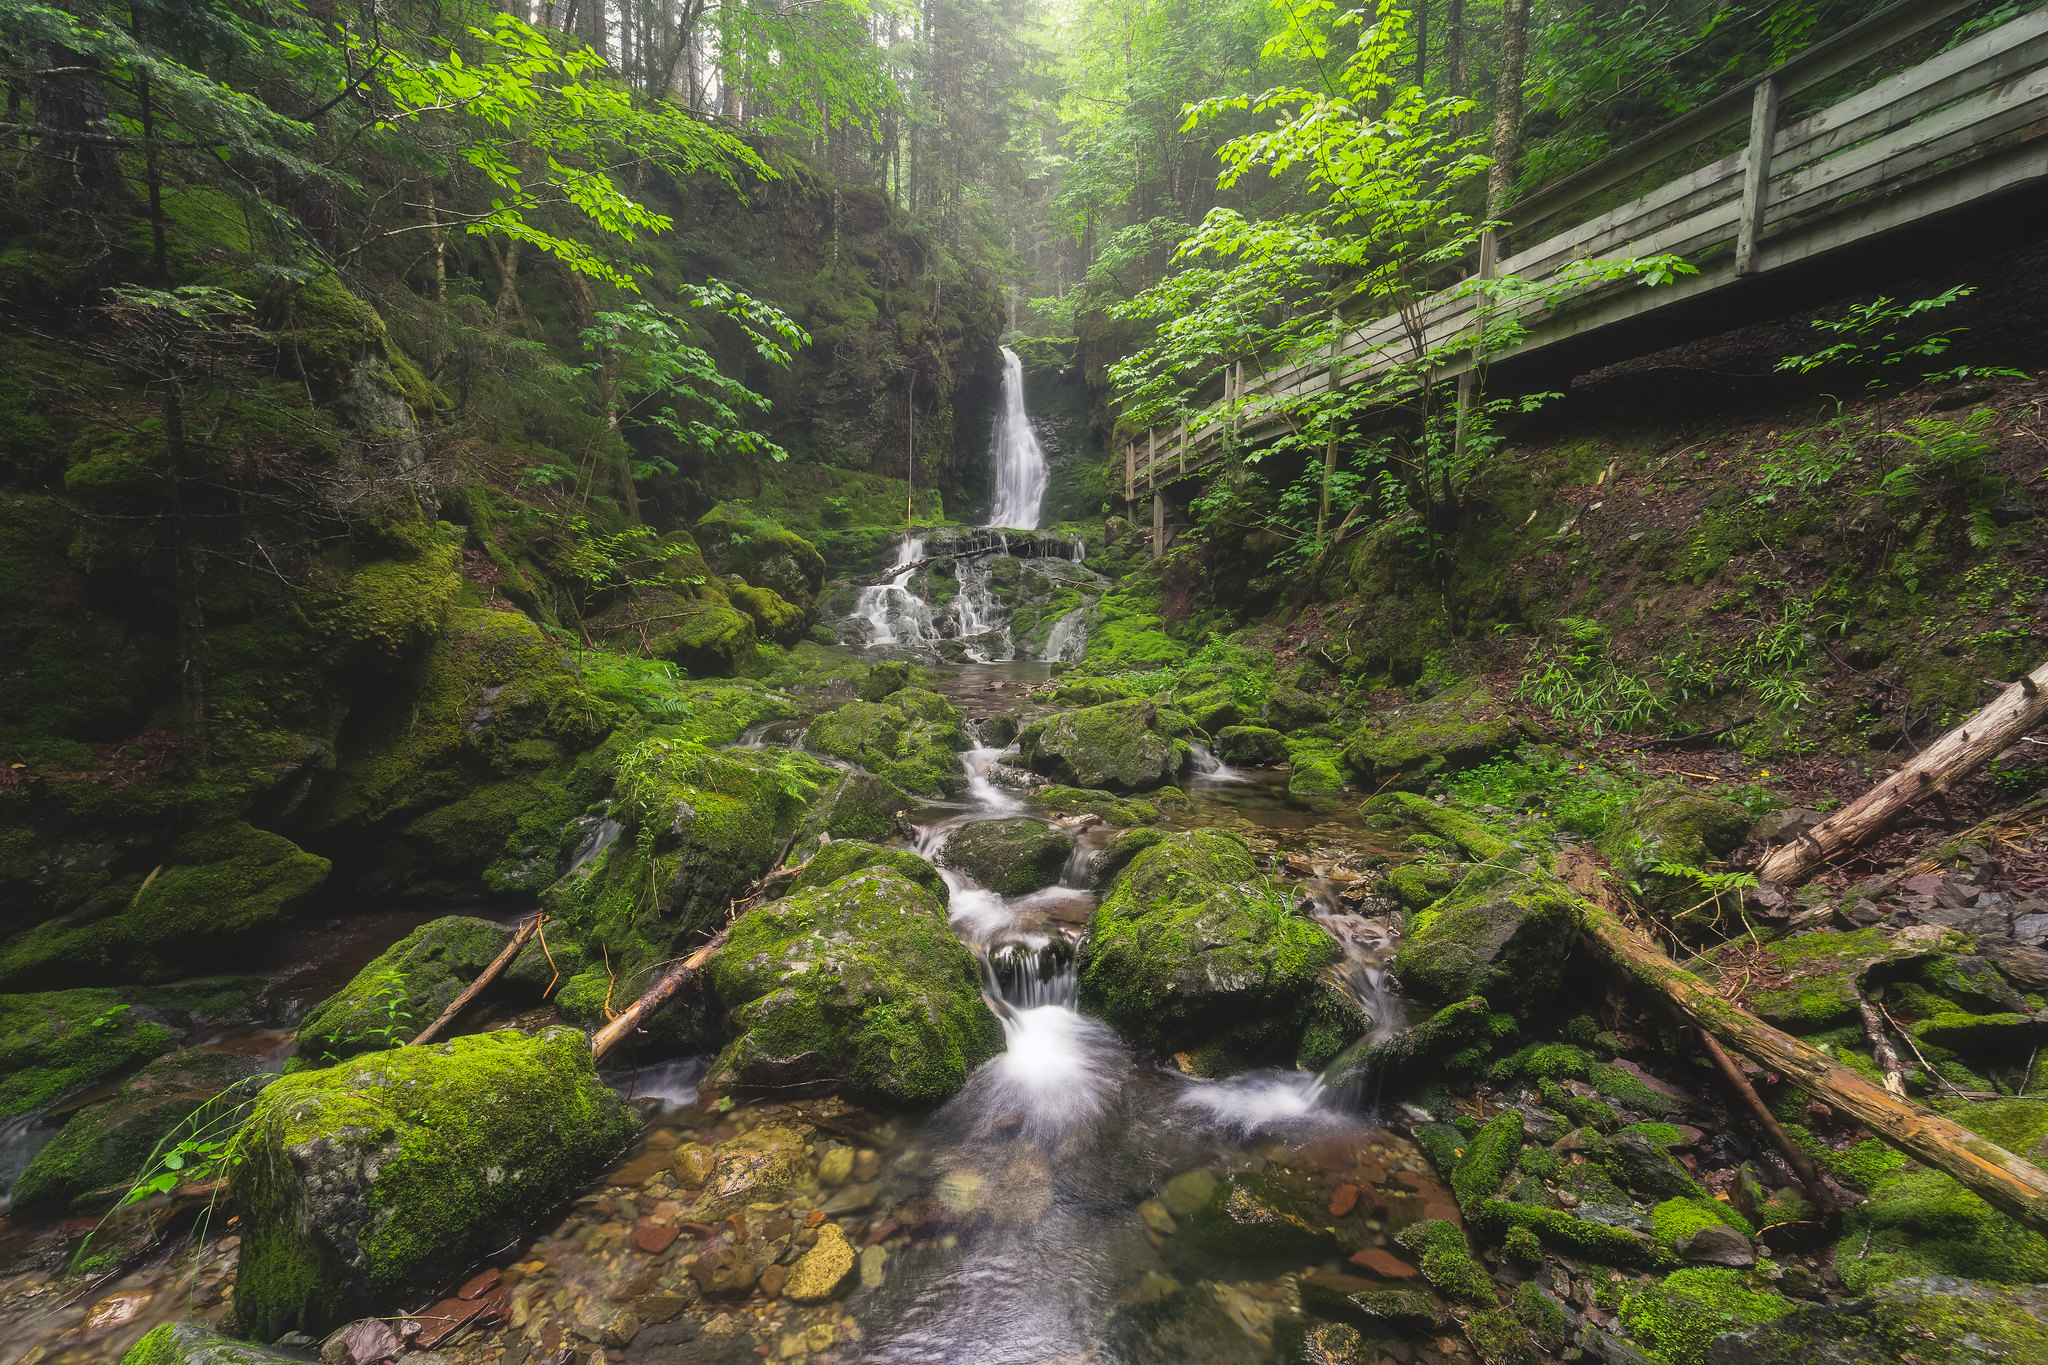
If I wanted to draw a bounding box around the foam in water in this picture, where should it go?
[606,1056,706,1110]
[980,1006,1121,1141]
[987,347,1049,531]
[1177,1069,1330,1136]
[1189,740,1252,784]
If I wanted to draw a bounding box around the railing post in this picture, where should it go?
[1736,76,1780,276]
[1152,489,1165,559]
[1178,420,1187,474]
[1320,311,1342,540]
[1147,428,1157,492]
[1125,442,1135,502]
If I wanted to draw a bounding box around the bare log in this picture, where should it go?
[589,929,728,1062]
[865,544,1007,585]
[410,914,544,1047]
[1856,994,1909,1099]
[1695,1028,1835,1209]
[1758,656,2048,884]
[1580,898,2048,1237]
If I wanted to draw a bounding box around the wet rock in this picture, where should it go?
[816,1146,854,1186]
[230,1027,634,1340]
[1348,1247,1417,1279]
[1016,699,1197,792]
[783,1222,855,1301]
[807,773,915,844]
[705,867,1001,1105]
[697,1125,810,1216]
[1160,1169,1218,1216]
[787,839,950,907]
[1674,1222,1755,1267]
[1214,726,1289,767]
[1078,831,1342,1073]
[672,1144,717,1188]
[1301,1281,1450,1331]
[689,1246,759,1297]
[120,1323,306,1365]
[803,692,968,798]
[1169,1169,1348,1274]
[1341,681,1523,791]
[1394,869,1582,1011]
[1023,785,1163,827]
[938,817,1075,894]
[858,1243,888,1288]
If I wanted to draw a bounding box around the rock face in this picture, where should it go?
[939,818,1075,894]
[1342,682,1522,791]
[1394,869,1583,1011]
[1078,831,1344,1073]
[1705,1275,2048,1364]
[230,1027,635,1340]
[1017,699,1196,792]
[296,916,557,1065]
[0,988,178,1122]
[9,1047,274,1217]
[703,867,1002,1104]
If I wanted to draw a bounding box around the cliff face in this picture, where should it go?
[1012,337,1105,528]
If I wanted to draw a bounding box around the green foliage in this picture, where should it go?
[1774,286,2022,387]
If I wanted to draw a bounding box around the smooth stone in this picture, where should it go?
[783,1224,856,1302]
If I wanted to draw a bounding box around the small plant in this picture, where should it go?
[1515,619,1672,738]
[1774,286,2021,387]
[86,1004,133,1034]
[358,968,415,1049]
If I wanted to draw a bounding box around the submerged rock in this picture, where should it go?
[231,1027,634,1340]
[783,1222,856,1301]
[1017,699,1196,792]
[939,818,1074,894]
[121,1323,305,1365]
[703,866,1002,1104]
[1077,830,1341,1071]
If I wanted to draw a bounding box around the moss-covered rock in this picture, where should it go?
[0,822,329,991]
[1707,1275,2048,1365]
[121,1323,305,1365]
[787,840,948,907]
[726,582,809,644]
[806,772,914,843]
[1262,686,1332,732]
[644,595,759,678]
[295,916,557,1066]
[0,989,179,1121]
[1167,1168,1350,1274]
[1093,827,1170,887]
[9,1047,273,1217]
[1362,791,1512,862]
[695,504,827,613]
[1342,682,1523,791]
[1396,1218,1494,1306]
[1016,699,1195,792]
[1023,785,1162,827]
[1744,929,1913,1031]
[231,1027,634,1339]
[1618,1268,1794,1365]
[703,866,1001,1105]
[803,693,968,797]
[1599,782,1753,930]
[1214,726,1288,767]
[1077,831,1340,1071]
[1285,738,1347,795]
[939,817,1074,894]
[1395,870,1582,1012]
[1834,1159,2048,1292]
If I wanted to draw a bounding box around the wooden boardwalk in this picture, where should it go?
[1122,0,2048,533]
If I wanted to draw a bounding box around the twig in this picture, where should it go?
[410,914,543,1046]
[1697,1028,1837,1212]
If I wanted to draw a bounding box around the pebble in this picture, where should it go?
[783,1225,855,1302]
[816,1148,854,1186]
[857,1245,888,1290]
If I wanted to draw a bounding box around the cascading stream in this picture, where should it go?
[852,535,934,648]
[987,346,1050,531]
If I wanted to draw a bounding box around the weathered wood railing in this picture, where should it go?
[1121,0,2048,527]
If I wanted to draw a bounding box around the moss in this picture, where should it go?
[1342,681,1522,790]
[789,839,948,907]
[1092,827,1169,887]
[1396,871,1582,1012]
[1395,1218,1494,1306]
[232,1027,634,1339]
[1077,831,1339,1069]
[724,582,809,643]
[1212,725,1288,767]
[1285,738,1348,795]
[578,659,796,743]
[1485,1199,1661,1268]
[1746,928,1903,1030]
[1651,1197,1753,1253]
[1362,791,1513,861]
[1452,1110,1525,1217]
[703,867,1001,1105]
[640,595,759,677]
[1503,1225,1545,1265]
[0,989,178,1120]
[1492,1042,1591,1085]
[1834,1163,2048,1292]
[121,1323,303,1365]
[1589,1061,1691,1117]
[805,772,915,843]
[1016,698,1194,792]
[695,503,826,611]
[1385,860,1462,911]
[1618,1268,1794,1365]
[939,817,1074,895]
[1023,785,1162,827]
[803,695,967,798]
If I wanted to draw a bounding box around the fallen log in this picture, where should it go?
[1757,656,2048,885]
[589,929,729,1062]
[1694,1028,1836,1210]
[1579,898,2048,1237]
[410,914,544,1046]
[865,544,1005,585]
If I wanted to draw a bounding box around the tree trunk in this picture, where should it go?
[1485,0,1531,218]
[1447,0,1466,98]
[1758,657,2048,884]
[130,9,168,280]
[165,392,206,749]
[1413,0,1427,87]
[1579,897,2048,1237]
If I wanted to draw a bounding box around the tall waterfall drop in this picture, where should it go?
[987,346,1049,530]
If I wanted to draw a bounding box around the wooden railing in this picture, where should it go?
[1121,0,2048,510]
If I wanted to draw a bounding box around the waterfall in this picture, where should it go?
[1040,607,1087,662]
[852,536,933,648]
[987,347,1050,531]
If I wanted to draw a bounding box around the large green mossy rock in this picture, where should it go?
[122,1324,303,1365]
[1395,869,1583,1012]
[804,772,914,843]
[1286,738,1347,795]
[0,989,178,1121]
[787,840,949,906]
[543,738,838,994]
[1017,699,1195,793]
[640,593,759,678]
[1214,726,1288,767]
[939,817,1074,894]
[1619,1268,1794,1365]
[1707,1276,2048,1365]
[1742,928,1912,1031]
[9,1048,273,1217]
[231,1027,634,1340]
[704,867,1001,1105]
[0,822,329,991]
[1023,785,1163,827]
[1599,781,1753,930]
[727,581,809,644]
[1077,831,1341,1071]
[1362,791,1512,862]
[802,691,968,797]
[696,504,827,613]
[295,916,560,1066]
[1342,682,1523,791]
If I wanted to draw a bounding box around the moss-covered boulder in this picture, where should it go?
[1342,682,1523,791]
[1286,738,1347,795]
[1023,785,1162,827]
[1093,827,1170,888]
[1395,870,1582,1012]
[0,822,329,991]
[1363,791,1512,862]
[0,988,178,1121]
[1599,782,1753,930]
[1743,928,1913,1031]
[1214,726,1288,767]
[695,504,827,613]
[1017,699,1195,793]
[1078,831,1341,1072]
[646,595,759,678]
[727,582,809,644]
[1708,1275,2048,1365]
[939,818,1075,894]
[703,867,1001,1105]
[122,1324,304,1365]
[295,916,558,1066]
[803,691,968,797]
[1263,685,1332,732]
[788,840,949,907]
[1618,1267,1794,1365]
[805,772,914,843]
[231,1027,634,1339]
[9,1047,273,1217]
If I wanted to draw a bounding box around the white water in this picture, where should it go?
[986,347,1049,531]
[951,541,1012,660]
[853,536,935,648]
[1039,607,1087,663]
[1189,740,1252,784]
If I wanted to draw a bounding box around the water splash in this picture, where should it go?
[1189,741,1252,784]
[987,347,1049,531]
[852,536,935,649]
[1175,1069,1331,1137]
[1039,607,1088,663]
